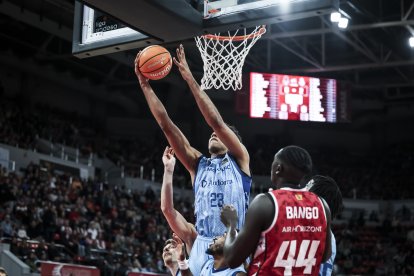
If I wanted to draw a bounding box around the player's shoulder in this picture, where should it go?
[248,193,275,225]
[251,192,274,206]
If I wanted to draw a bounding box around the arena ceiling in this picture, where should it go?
[0,0,414,110]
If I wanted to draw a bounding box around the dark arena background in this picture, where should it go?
[0,0,413,275]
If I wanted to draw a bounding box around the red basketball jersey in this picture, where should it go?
[248,188,327,276]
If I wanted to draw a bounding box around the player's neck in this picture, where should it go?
[210,152,227,158]
[167,265,178,276]
[277,181,301,189]
[213,256,227,270]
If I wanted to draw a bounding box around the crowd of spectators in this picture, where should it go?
[1,161,413,275]
[334,214,414,275]
[0,163,194,275]
[1,98,414,199]
[0,99,189,187]
[1,97,414,275]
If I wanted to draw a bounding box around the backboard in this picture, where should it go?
[72,1,159,58]
[73,0,339,58]
[202,0,339,32]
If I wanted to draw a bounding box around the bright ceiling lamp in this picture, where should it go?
[330,12,341,22]
[338,17,349,29]
[409,37,414,48]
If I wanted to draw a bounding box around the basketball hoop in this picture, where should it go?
[195,25,266,91]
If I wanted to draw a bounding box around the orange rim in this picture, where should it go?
[202,25,266,41]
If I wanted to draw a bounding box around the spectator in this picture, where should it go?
[1,215,14,238]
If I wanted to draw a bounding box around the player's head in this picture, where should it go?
[206,232,227,256]
[208,125,242,155]
[162,239,178,267]
[306,175,344,218]
[0,267,7,276]
[271,145,313,189]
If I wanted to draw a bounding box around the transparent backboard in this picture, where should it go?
[204,0,330,18]
[204,0,288,18]
[72,1,159,58]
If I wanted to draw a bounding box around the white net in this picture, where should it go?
[195,26,266,91]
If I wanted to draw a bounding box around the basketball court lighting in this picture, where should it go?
[338,17,349,29]
[409,37,414,48]
[330,12,341,22]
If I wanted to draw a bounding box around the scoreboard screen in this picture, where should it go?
[249,72,350,123]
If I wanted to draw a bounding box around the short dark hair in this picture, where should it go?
[226,124,242,143]
[277,145,312,175]
[308,175,344,218]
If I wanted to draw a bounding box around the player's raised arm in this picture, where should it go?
[173,45,250,175]
[161,146,197,250]
[135,52,201,179]
[220,194,274,268]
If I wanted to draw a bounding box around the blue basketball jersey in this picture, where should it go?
[194,153,251,237]
[199,258,246,276]
[319,231,336,276]
[188,235,212,276]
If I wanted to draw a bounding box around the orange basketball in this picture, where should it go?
[137,45,172,80]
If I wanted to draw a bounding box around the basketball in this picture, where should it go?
[137,45,172,80]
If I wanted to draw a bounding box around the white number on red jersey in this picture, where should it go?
[274,240,321,276]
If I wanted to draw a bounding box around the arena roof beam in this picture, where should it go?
[348,32,379,62]
[271,39,323,69]
[317,17,380,63]
[331,30,378,62]
[273,23,322,69]
[402,0,414,20]
[406,25,414,36]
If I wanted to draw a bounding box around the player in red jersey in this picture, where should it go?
[220,146,332,276]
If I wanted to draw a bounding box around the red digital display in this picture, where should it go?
[249,72,347,122]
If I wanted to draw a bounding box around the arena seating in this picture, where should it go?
[1,98,413,275]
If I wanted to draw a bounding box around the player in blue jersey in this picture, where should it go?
[135,45,251,275]
[162,147,246,276]
[306,175,344,276]
[174,232,246,276]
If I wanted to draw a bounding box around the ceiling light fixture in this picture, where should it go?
[409,37,414,48]
[338,17,349,29]
[330,12,341,22]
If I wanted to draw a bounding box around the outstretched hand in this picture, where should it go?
[134,51,149,88]
[172,233,186,262]
[220,204,238,228]
[173,44,193,83]
[162,146,176,172]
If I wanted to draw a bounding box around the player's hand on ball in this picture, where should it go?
[162,146,176,172]
[134,51,149,86]
[173,44,193,83]
[220,205,238,228]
